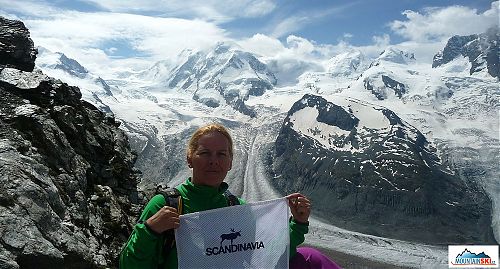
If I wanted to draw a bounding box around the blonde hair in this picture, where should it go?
[187,123,234,159]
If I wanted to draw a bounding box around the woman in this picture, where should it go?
[120,123,340,269]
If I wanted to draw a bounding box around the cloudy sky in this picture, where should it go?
[0,0,497,76]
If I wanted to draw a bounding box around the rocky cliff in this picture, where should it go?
[0,17,141,268]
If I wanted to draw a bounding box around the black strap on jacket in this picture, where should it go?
[159,188,182,257]
[223,189,240,206]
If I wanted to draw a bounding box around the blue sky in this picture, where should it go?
[220,0,496,45]
[0,0,497,74]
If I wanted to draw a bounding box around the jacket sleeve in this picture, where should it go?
[289,218,309,259]
[119,194,166,269]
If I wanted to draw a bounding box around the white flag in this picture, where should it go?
[175,197,290,269]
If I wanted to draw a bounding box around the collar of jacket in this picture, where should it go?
[182,177,229,198]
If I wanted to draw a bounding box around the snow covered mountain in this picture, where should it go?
[347,47,417,101]
[270,94,495,244]
[156,42,277,117]
[326,49,368,76]
[29,24,499,267]
[36,47,116,114]
[301,32,499,245]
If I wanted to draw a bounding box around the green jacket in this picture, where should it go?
[120,178,308,269]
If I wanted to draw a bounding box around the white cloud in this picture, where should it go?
[275,35,335,61]
[268,2,358,39]
[0,0,61,18]
[372,34,390,47]
[21,12,227,75]
[244,0,277,17]
[270,16,310,38]
[389,1,499,42]
[285,35,316,55]
[237,34,333,86]
[339,34,392,61]
[80,0,276,23]
[107,47,118,54]
[238,34,285,57]
[342,33,354,40]
[239,34,336,60]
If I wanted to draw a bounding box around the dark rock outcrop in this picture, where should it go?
[0,17,141,268]
[0,17,37,72]
[381,75,406,98]
[271,94,497,245]
[362,75,408,101]
[433,27,499,78]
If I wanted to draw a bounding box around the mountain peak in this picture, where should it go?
[283,94,422,153]
[166,42,276,117]
[37,47,88,78]
[326,49,367,76]
[432,27,499,78]
[376,47,416,65]
[212,41,241,55]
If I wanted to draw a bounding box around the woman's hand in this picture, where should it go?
[286,193,311,224]
[146,206,180,234]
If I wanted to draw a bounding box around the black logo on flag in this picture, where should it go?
[220,229,241,246]
[205,228,265,256]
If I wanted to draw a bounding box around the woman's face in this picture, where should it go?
[188,131,232,187]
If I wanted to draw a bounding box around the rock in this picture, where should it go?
[0,16,141,268]
[381,75,406,98]
[0,17,37,72]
